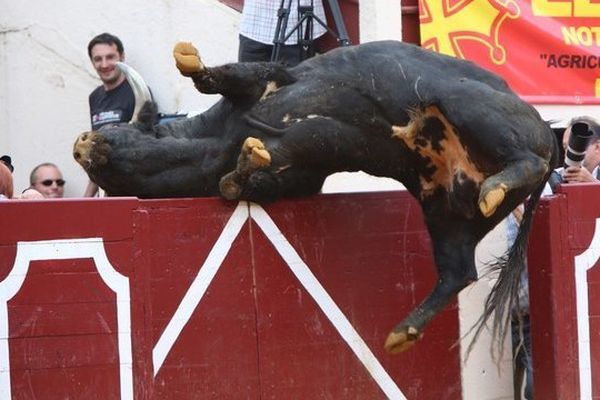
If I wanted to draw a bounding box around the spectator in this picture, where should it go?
[1,155,14,173]
[19,188,44,200]
[0,161,13,199]
[28,163,65,199]
[547,116,600,191]
[511,116,600,400]
[84,32,138,197]
[238,0,327,66]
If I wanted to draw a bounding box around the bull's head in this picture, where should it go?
[73,62,243,197]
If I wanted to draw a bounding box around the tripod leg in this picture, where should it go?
[298,3,315,60]
[324,0,351,46]
[271,0,293,62]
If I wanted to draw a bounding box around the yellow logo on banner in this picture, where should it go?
[419,0,520,65]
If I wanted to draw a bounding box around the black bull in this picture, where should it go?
[74,40,559,354]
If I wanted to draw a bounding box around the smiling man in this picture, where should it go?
[84,33,137,197]
[88,32,134,131]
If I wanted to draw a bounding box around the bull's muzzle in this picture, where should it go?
[73,131,111,170]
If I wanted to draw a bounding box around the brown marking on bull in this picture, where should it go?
[392,106,485,200]
[281,114,328,125]
[419,175,437,198]
[276,164,291,173]
[260,81,279,101]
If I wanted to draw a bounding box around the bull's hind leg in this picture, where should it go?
[384,233,478,353]
[173,42,294,102]
[478,154,550,217]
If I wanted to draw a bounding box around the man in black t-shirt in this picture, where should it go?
[89,78,135,131]
[84,32,136,197]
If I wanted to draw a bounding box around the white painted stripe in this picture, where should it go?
[250,203,407,400]
[92,241,133,400]
[574,218,600,400]
[0,238,133,400]
[0,304,10,399]
[152,203,249,376]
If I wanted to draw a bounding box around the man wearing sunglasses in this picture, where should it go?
[29,163,65,198]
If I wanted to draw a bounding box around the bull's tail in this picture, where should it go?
[466,179,546,360]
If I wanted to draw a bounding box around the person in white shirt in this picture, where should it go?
[238,0,327,66]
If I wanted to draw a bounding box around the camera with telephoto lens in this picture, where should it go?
[564,122,593,168]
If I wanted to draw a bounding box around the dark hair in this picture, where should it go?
[0,155,13,173]
[87,32,124,59]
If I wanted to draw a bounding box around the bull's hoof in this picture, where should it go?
[242,137,271,170]
[478,183,507,217]
[73,131,110,169]
[384,326,422,354]
[173,42,205,76]
[219,137,271,200]
[219,173,242,200]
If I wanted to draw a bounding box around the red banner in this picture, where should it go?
[419,0,600,104]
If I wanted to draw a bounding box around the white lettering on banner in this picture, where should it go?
[0,238,133,400]
[153,202,407,399]
[574,218,600,400]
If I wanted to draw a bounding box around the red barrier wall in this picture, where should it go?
[529,184,600,400]
[0,192,462,399]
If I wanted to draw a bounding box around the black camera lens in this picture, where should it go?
[564,122,593,167]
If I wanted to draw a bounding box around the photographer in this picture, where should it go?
[511,116,600,399]
[548,116,600,192]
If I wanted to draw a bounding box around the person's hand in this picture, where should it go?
[18,188,44,199]
[562,166,597,183]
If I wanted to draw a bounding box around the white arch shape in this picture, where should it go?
[574,218,600,400]
[0,238,133,400]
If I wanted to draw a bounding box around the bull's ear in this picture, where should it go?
[116,62,152,123]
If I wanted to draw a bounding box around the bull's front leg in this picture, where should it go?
[219,137,273,200]
[218,136,327,202]
[173,42,295,103]
[384,231,478,353]
[219,117,370,202]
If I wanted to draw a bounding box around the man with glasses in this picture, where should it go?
[28,163,65,198]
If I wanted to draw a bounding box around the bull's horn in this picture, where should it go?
[116,61,152,123]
